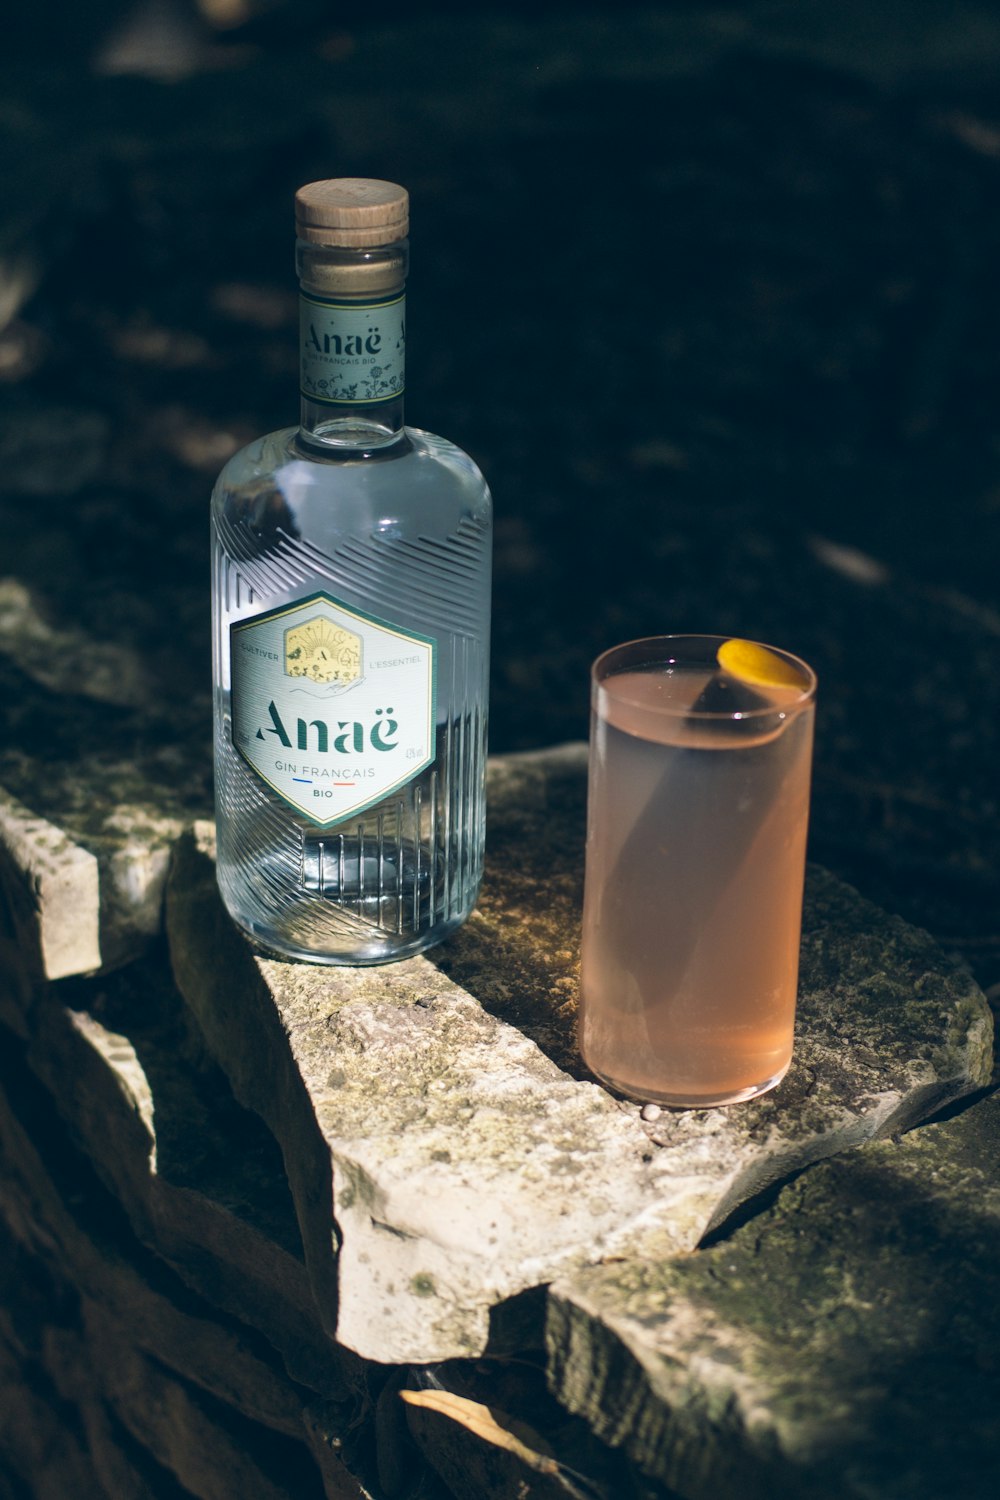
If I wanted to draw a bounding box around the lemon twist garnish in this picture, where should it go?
[716,638,808,690]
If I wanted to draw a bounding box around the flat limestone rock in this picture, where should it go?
[165,748,992,1364]
[546,1092,1000,1500]
[170,822,703,1363]
[446,750,993,1225]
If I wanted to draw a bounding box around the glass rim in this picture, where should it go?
[591,633,817,721]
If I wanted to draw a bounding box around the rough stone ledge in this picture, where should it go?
[0,770,190,984]
[0,786,101,996]
[163,746,992,1365]
[546,1091,1000,1500]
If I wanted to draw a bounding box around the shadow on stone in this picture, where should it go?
[58,945,304,1260]
[432,748,588,1079]
[484,1284,548,1357]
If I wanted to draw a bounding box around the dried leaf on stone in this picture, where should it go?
[400,1388,559,1473]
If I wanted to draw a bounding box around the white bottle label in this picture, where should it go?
[299,292,405,405]
[231,592,435,826]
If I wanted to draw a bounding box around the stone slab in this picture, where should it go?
[165,748,991,1364]
[66,1301,327,1500]
[0,785,101,991]
[0,1030,375,1499]
[0,1318,112,1500]
[0,762,189,982]
[22,959,358,1403]
[546,1091,1000,1500]
[0,1057,307,1442]
[0,580,207,982]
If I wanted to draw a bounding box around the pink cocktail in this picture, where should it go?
[579,634,817,1108]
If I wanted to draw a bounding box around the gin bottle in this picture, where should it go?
[211,179,492,964]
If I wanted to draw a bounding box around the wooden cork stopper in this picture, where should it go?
[295,179,409,247]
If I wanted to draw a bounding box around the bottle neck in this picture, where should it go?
[296,238,408,451]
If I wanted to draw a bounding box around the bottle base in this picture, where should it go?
[227,905,472,967]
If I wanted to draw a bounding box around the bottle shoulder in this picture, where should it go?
[214,425,488,494]
[211,425,491,551]
[212,424,299,491]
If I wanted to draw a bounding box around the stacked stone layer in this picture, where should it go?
[1,745,995,1498]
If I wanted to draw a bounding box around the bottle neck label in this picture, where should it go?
[299,291,405,405]
[230,591,436,826]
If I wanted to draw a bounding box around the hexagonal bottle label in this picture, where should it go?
[230,593,435,826]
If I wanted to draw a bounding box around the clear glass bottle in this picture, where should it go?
[211,179,492,964]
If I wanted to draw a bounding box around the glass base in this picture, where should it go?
[590,1061,791,1111]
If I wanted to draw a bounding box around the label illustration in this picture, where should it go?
[299,291,405,405]
[231,593,435,826]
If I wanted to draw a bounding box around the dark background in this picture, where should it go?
[2,0,998,993]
